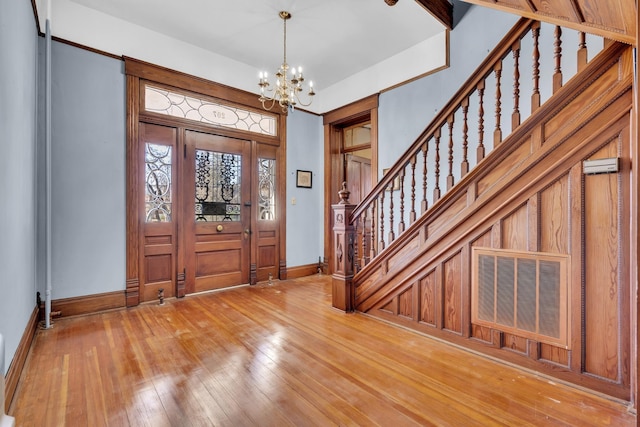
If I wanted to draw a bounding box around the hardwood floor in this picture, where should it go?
[9,275,636,426]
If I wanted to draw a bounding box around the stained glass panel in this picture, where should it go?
[195,150,242,222]
[145,85,277,136]
[145,143,172,222]
[258,158,276,220]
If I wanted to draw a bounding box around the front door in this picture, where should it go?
[183,131,251,293]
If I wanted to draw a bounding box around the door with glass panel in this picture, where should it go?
[183,131,251,293]
[141,123,178,302]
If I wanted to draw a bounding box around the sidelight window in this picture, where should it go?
[145,143,172,222]
[258,158,276,220]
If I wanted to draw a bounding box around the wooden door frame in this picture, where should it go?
[124,57,288,306]
[323,94,379,273]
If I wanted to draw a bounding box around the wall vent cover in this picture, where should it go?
[471,247,570,349]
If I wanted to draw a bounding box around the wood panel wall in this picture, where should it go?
[460,0,635,45]
[354,43,633,399]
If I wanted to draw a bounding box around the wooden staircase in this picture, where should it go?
[332,18,634,400]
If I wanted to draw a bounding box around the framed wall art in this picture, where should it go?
[296,170,312,188]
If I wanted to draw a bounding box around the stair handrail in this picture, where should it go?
[351,18,535,222]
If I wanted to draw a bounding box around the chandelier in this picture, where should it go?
[258,11,315,112]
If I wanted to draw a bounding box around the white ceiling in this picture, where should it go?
[41,0,449,113]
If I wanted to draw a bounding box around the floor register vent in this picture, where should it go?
[471,248,570,349]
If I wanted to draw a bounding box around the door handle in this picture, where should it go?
[244,228,251,235]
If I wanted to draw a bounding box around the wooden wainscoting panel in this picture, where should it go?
[540,343,569,367]
[426,193,467,238]
[583,140,622,383]
[471,325,493,343]
[443,252,462,334]
[51,291,126,318]
[398,286,414,320]
[502,332,528,354]
[471,230,493,249]
[4,306,38,413]
[539,175,570,254]
[386,235,419,273]
[380,297,397,315]
[419,270,437,326]
[354,269,382,302]
[501,204,529,251]
[476,137,532,197]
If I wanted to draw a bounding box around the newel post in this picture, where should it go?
[332,182,356,312]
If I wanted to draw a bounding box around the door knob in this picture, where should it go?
[216,225,223,232]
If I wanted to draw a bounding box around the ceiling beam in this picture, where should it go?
[415,0,453,30]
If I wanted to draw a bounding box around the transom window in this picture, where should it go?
[144,85,278,136]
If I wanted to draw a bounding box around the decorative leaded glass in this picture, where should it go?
[195,150,242,222]
[258,158,276,220]
[145,143,172,222]
[145,85,277,136]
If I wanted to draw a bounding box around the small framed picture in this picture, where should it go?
[296,170,312,188]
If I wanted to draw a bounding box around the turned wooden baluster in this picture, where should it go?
[421,142,428,213]
[353,216,360,272]
[379,190,385,251]
[361,209,369,268]
[388,180,395,243]
[446,115,455,190]
[369,202,376,260]
[577,32,587,72]
[531,22,541,112]
[553,25,563,92]
[512,39,521,131]
[398,168,406,234]
[409,156,417,224]
[477,81,486,161]
[461,97,469,177]
[433,129,441,203]
[494,60,503,146]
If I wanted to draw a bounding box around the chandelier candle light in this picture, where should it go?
[258,11,315,112]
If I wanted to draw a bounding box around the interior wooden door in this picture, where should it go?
[345,154,372,204]
[184,131,251,293]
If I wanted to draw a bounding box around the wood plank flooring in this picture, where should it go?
[9,275,636,426]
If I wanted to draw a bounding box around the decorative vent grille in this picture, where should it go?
[472,248,570,349]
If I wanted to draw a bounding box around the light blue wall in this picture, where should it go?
[285,111,324,267]
[0,0,38,375]
[378,3,519,170]
[0,2,529,378]
[49,42,126,298]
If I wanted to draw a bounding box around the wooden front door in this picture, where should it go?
[183,131,252,293]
